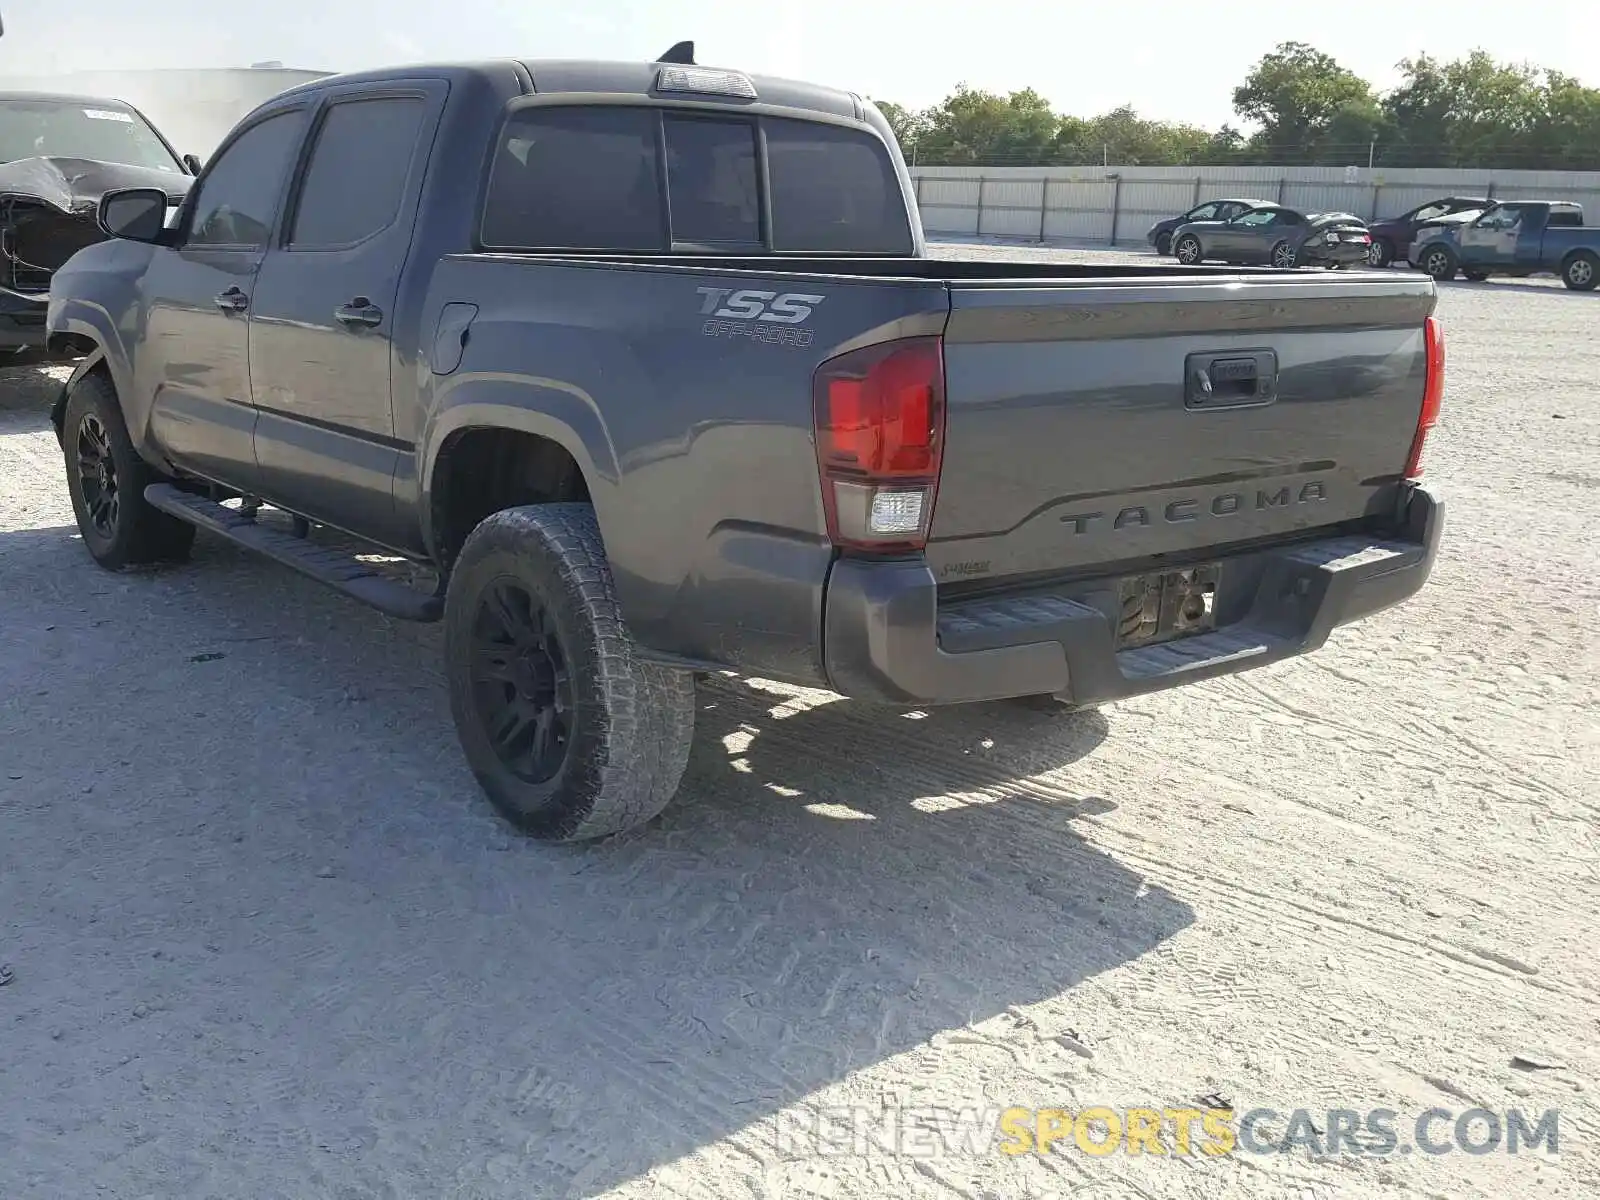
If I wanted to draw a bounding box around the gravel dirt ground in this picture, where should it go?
[2,244,1596,1200]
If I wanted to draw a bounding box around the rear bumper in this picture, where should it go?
[822,483,1443,706]
[1301,241,1372,266]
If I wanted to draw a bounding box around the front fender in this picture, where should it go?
[46,287,137,406]
[49,347,110,445]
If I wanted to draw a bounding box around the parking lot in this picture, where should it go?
[1,243,1596,1199]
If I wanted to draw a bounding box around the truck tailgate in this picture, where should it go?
[926,275,1437,587]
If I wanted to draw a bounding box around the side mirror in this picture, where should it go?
[98,187,170,243]
[182,153,203,175]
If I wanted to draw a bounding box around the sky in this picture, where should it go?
[1,0,1594,130]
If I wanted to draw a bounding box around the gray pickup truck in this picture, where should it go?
[45,48,1447,842]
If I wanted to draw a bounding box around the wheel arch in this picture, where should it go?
[50,346,112,447]
[1559,246,1598,277]
[419,378,620,571]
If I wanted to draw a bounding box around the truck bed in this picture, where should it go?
[427,252,1436,676]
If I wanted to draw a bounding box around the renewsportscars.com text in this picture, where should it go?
[774,1105,1561,1159]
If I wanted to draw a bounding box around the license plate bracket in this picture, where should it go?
[1116,565,1220,649]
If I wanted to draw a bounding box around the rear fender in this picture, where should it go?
[418,373,619,558]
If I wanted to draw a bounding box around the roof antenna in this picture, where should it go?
[657,41,695,65]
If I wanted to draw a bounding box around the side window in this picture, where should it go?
[1188,203,1219,221]
[765,118,913,254]
[1477,207,1523,231]
[482,106,664,250]
[1234,211,1275,227]
[1412,203,1449,222]
[289,97,427,248]
[663,116,759,245]
[186,111,303,248]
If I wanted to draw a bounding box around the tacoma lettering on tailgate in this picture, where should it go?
[1061,482,1328,535]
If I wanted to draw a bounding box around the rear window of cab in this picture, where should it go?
[479,104,914,255]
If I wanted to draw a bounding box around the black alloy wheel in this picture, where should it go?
[470,579,575,784]
[76,413,121,541]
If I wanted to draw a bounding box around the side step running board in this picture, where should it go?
[144,484,442,622]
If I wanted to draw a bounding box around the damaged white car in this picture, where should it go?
[1,91,194,367]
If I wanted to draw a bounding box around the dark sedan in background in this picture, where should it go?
[1146,197,1268,256]
[1171,205,1372,268]
[1,91,193,366]
[1365,195,1490,267]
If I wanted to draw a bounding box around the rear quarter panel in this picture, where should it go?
[418,255,949,681]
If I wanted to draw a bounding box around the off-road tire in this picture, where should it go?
[62,371,195,570]
[1561,251,1598,291]
[443,503,696,842]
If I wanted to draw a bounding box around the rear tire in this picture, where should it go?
[1270,240,1297,269]
[1420,244,1458,281]
[1561,251,1598,291]
[1174,234,1202,265]
[443,503,696,843]
[62,371,195,570]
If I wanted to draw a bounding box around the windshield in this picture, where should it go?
[0,98,181,172]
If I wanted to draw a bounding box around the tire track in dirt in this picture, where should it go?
[699,679,1596,1012]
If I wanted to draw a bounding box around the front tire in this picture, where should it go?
[1420,244,1458,281]
[1174,235,1202,265]
[62,372,195,570]
[1561,251,1598,291]
[1368,238,1394,268]
[1154,232,1173,256]
[444,503,696,842]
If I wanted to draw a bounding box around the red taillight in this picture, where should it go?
[813,336,945,553]
[1405,316,1445,479]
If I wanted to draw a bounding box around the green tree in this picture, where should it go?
[1382,51,1591,168]
[1059,106,1216,165]
[913,85,1061,165]
[872,100,926,157]
[1232,42,1377,163]
[1533,72,1600,170]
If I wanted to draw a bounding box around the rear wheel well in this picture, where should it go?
[430,428,592,569]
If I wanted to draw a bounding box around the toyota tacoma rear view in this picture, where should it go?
[45,46,1447,842]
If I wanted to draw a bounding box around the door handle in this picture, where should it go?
[335,299,383,328]
[213,287,248,313]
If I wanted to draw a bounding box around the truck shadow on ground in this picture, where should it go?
[0,517,1194,1199]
